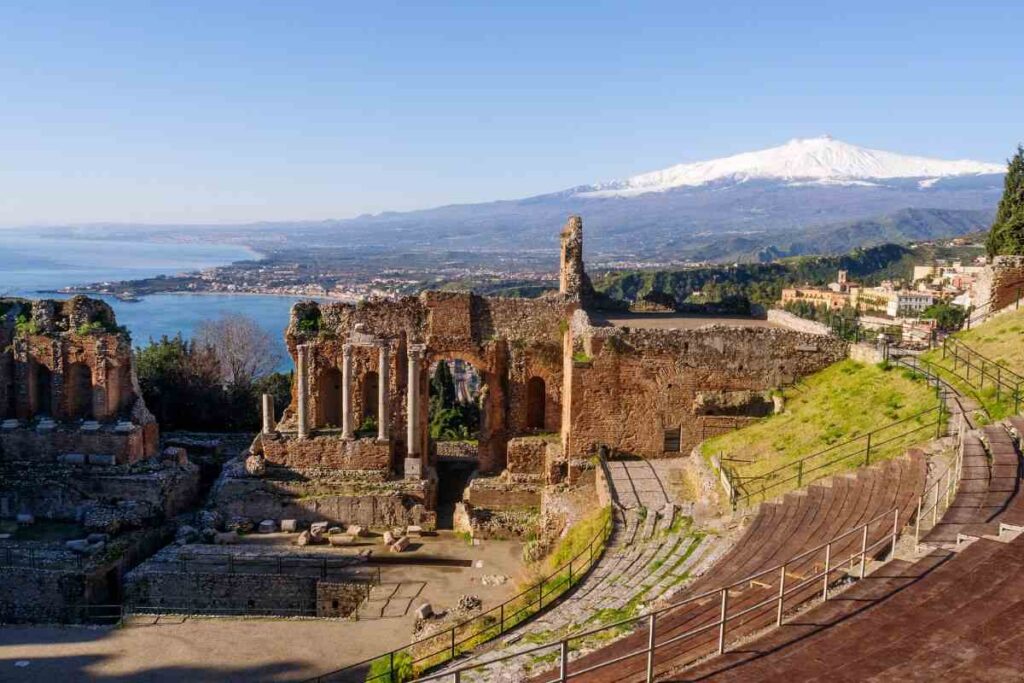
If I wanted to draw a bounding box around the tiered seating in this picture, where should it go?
[681,419,1024,682]
[550,451,928,683]
[923,424,1019,543]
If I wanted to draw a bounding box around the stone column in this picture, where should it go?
[342,344,354,439]
[261,393,275,434]
[377,343,389,442]
[297,344,309,439]
[405,345,426,481]
[406,346,420,456]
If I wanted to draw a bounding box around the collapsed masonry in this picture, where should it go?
[219,217,846,540]
[0,296,199,623]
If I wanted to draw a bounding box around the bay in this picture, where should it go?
[0,233,302,369]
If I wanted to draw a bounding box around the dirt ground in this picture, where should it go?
[0,533,524,682]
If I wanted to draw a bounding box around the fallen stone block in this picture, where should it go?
[88,453,117,466]
[390,536,411,553]
[86,533,109,544]
[66,539,90,553]
[382,531,396,545]
[296,530,312,547]
[328,526,344,536]
[16,513,34,526]
[310,521,329,535]
[329,534,355,546]
[346,525,366,537]
[80,421,101,433]
[416,602,433,619]
[1,419,19,430]
[406,525,423,537]
[214,530,240,545]
[58,453,86,465]
[258,519,277,534]
[280,519,298,533]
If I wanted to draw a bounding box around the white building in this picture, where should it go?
[886,291,935,317]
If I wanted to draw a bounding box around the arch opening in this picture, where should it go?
[526,376,546,430]
[359,370,379,435]
[67,363,94,420]
[317,367,342,428]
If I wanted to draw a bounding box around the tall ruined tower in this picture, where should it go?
[559,215,593,303]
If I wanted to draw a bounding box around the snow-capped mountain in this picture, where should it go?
[243,135,1005,263]
[577,136,1004,197]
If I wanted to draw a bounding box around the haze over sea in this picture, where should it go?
[0,232,298,368]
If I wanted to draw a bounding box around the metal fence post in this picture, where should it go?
[646,612,657,682]
[865,433,872,467]
[914,495,922,550]
[859,525,868,579]
[890,508,899,561]
[389,651,395,683]
[717,589,729,655]
[776,565,786,626]
[451,627,456,659]
[559,640,569,682]
[822,543,831,601]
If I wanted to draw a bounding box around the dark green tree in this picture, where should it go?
[430,360,457,410]
[986,145,1024,256]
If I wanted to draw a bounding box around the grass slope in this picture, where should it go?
[921,305,1024,420]
[701,359,939,491]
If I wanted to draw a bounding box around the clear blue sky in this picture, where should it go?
[1,1,1021,226]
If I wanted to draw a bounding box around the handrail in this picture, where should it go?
[726,402,945,507]
[305,509,614,682]
[415,505,907,683]
[939,337,1024,414]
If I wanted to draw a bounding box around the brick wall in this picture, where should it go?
[566,322,847,459]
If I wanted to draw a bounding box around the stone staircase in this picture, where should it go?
[435,466,727,682]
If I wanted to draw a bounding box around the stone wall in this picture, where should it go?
[0,567,88,623]
[125,570,320,615]
[766,309,833,336]
[316,581,367,618]
[210,462,437,529]
[256,433,392,473]
[987,256,1024,313]
[565,318,847,459]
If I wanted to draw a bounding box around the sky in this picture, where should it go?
[1,0,1022,226]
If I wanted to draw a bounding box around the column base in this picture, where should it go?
[404,457,422,480]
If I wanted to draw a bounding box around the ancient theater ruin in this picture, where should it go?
[0,297,198,623]
[223,216,846,538]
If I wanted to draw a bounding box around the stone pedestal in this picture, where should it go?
[404,457,422,480]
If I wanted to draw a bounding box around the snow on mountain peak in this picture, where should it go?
[578,137,1004,198]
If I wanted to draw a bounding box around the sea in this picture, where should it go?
[0,232,302,370]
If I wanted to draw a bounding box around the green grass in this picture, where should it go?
[920,306,1024,420]
[702,359,939,499]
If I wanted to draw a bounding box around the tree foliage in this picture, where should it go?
[986,145,1024,256]
[135,327,290,432]
[428,360,480,440]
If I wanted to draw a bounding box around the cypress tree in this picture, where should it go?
[986,145,1024,256]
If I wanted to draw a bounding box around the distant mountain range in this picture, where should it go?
[267,136,1001,262]
[37,136,1007,264]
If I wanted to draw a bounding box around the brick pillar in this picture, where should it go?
[261,393,275,434]
[342,344,353,439]
[297,344,309,439]
[377,343,389,442]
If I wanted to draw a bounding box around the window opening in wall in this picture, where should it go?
[663,427,681,453]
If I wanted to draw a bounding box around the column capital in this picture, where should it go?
[407,343,427,360]
[342,343,353,358]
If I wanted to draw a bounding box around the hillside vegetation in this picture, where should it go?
[921,305,1024,419]
[701,360,939,492]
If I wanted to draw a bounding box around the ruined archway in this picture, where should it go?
[34,364,52,417]
[526,376,546,430]
[317,367,342,428]
[429,357,485,529]
[67,363,94,420]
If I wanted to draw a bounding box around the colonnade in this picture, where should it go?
[285,341,421,458]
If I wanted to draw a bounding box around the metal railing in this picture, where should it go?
[722,401,946,508]
[305,511,614,682]
[940,337,1024,413]
[414,506,910,683]
[911,410,967,552]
